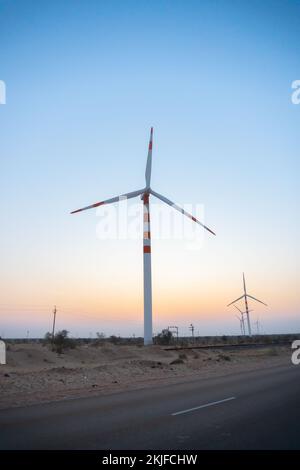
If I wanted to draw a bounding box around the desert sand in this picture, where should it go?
[0,342,291,410]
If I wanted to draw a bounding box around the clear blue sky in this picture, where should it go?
[0,0,299,337]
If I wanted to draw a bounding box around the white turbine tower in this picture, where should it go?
[228,273,267,337]
[71,128,216,345]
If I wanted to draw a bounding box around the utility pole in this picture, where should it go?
[189,323,194,341]
[52,305,57,342]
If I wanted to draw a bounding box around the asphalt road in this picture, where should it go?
[0,363,299,450]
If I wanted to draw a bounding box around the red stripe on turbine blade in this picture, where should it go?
[70,201,105,214]
[144,246,151,253]
[189,214,216,236]
[148,127,153,149]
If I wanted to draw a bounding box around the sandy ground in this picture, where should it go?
[0,342,291,410]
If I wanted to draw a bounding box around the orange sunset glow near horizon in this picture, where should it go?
[0,223,299,337]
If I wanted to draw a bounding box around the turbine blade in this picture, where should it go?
[145,127,153,187]
[70,189,144,214]
[227,294,245,307]
[233,305,243,314]
[243,272,247,294]
[151,189,216,236]
[247,294,268,306]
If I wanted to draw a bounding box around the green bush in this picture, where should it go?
[91,332,106,347]
[155,329,173,345]
[109,335,121,345]
[44,330,76,354]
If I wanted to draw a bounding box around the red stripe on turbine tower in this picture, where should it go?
[143,193,150,204]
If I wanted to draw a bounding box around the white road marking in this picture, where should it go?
[171,396,236,416]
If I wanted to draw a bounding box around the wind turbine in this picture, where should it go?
[228,273,267,337]
[71,128,216,345]
[233,305,252,336]
[255,318,261,335]
[235,313,244,336]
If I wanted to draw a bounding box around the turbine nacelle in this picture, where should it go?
[141,189,151,201]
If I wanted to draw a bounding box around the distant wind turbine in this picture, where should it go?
[255,318,262,335]
[71,128,216,345]
[228,273,267,337]
[233,304,253,336]
[233,305,246,336]
[235,313,244,336]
